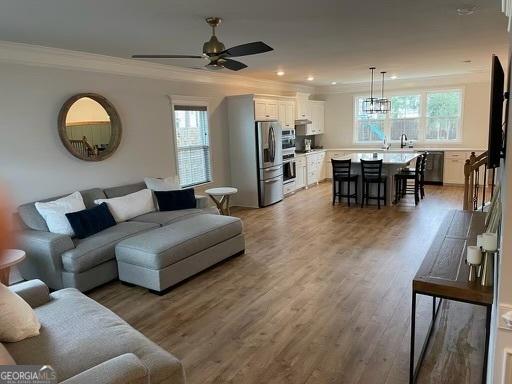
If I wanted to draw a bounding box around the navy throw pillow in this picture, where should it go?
[66,202,116,239]
[154,189,196,211]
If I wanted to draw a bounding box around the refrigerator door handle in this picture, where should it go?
[264,178,279,184]
[269,125,275,163]
[266,166,282,172]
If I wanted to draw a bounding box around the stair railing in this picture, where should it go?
[463,151,496,211]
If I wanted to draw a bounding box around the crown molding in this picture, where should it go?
[314,71,490,95]
[0,40,314,94]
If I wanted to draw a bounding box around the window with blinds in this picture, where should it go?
[173,105,212,188]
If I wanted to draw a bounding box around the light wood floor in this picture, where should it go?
[90,183,485,384]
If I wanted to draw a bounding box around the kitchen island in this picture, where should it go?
[332,152,420,205]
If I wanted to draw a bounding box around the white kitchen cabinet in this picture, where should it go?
[310,101,325,134]
[443,151,466,184]
[278,100,296,129]
[305,151,326,186]
[254,99,278,121]
[296,97,312,121]
[283,181,296,195]
[296,100,324,135]
[317,102,325,134]
[295,156,307,190]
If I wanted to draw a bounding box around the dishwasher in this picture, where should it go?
[423,151,444,185]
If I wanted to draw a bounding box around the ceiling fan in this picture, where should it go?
[132,17,273,71]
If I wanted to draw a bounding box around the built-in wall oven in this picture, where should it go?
[282,128,296,154]
[282,128,296,189]
[283,154,296,184]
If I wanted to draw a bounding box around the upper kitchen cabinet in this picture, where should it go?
[296,96,312,121]
[310,101,325,134]
[254,98,278,121]
[296,100,325,135]
[278,100,296,129]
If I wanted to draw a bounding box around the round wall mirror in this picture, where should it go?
[58,93,122,161]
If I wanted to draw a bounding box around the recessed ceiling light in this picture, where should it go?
[307,76,315,81]
[390,75,398,80]
[331,81,337,85]
[276,70,285,76]
[457,6,476,16]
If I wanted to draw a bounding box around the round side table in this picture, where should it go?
[205,187,238,216]
[0,249,26,286]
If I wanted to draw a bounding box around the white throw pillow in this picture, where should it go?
[35,191,85,236]
[144,176,181,191]
[0,284,40,343]
[94,189,155,222]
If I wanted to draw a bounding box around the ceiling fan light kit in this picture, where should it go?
[132,16,273,71]
[363,67,391,114]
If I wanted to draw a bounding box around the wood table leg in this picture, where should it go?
[209,195,231,215]
[0,267,10,285]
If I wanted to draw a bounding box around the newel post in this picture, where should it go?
[463,159,471,210]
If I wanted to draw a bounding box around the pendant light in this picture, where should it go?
[362,67,379,114]
[377,71,391,113]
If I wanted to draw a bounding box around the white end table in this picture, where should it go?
[205,187,238,216]
[0,249,25,286]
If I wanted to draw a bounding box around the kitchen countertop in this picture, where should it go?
[295,149,326,157]
[335,152,420,165]
[324,147,486,152]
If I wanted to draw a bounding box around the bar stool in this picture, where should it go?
[420,152,427,199]
[331,159,359,206]
[399,152,428,200]
[395,154,423,205]
[361,159,387,209]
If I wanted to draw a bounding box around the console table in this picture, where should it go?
[410,210,492,384]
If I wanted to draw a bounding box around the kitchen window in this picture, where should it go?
[355,97,386,142]
[425,90,462,141]
[172,103,212,188]
[389,94,421,141]
[354,89,463,143]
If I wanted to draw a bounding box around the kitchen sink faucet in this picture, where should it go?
[400,133,408,149]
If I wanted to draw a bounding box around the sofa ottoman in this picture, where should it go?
[115,214,245,294]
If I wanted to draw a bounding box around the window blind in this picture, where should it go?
[173,105,212,187]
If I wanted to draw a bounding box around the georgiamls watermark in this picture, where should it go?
[0,365,57,384]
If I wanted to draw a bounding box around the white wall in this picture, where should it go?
[0,59,301,205]
[316,81,491,149]
[492,35,512,384]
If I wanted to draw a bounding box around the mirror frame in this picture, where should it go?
[58,93,122,161]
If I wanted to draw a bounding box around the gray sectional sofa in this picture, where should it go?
[16,182,245,293]
[5,279,185,384]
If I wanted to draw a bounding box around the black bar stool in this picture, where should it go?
[420,152,428,199]
[399,152,428,200]
[331,159,359,206]
[394,153,424,205]
[361,159,387,209]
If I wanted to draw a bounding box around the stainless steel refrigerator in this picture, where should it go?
[256,121,283,207]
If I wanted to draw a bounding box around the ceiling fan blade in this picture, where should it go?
[220,58,248,71]
[220,42,273,57]
[132,54,203,59]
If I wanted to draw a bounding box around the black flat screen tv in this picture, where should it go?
[487,54,505,168]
